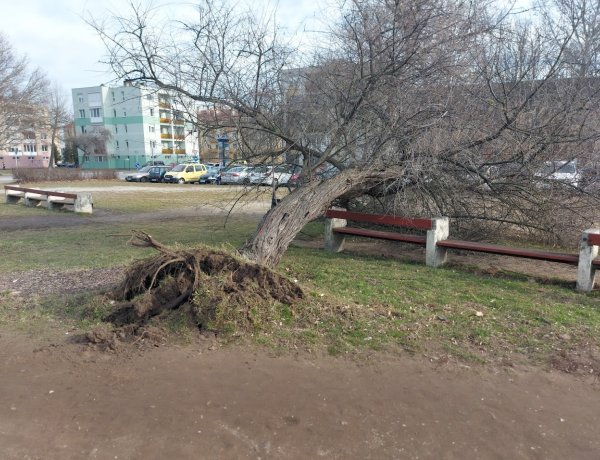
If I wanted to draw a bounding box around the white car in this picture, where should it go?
[537,160,580,187]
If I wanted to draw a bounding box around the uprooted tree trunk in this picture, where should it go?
[238,169,378,268]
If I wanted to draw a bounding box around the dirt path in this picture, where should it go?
[1,330,599,460]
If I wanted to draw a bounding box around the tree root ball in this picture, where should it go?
[104,245,304,333]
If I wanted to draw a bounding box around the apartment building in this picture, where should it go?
[72,82,199,169]
[0,125,53,170]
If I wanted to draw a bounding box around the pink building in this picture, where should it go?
[0,129,52,170]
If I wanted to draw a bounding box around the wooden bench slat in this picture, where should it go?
[588,233,600,246]
[437,239,580,265]
[333,227,427,245]
[4,185,77,200]
[325,210,433,230]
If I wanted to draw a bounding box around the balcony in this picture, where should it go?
[162,148,173,154]
[175,149,186,154]
[159,102,171,109]
[160,133,173,139]
[173,119,185,125]
[173,134,185,140]
[160,117,172,124]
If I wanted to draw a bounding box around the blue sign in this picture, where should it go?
[135,163,141,169]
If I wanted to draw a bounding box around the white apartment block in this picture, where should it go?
[72,82,199,169]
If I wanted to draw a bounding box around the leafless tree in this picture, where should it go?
[68,127,113,163]
[92,0,600,267]
[0,34,49,148]
[44,82,72,168]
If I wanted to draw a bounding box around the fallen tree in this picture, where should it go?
[90,0,600,270]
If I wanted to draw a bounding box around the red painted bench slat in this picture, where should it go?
[587,233,600,246]
[325,210,433,230]
[4,185,77,200]
[437,239,580,265]
[333,227,427,245]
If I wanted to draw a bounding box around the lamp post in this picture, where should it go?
[14,148,22,169]
[217,134,228,167]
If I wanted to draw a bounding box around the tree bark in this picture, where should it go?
[239,170,367,268]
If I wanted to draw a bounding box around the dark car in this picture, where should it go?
[148,165,171,182]
[198,165,221,184]
[145,160,165,166]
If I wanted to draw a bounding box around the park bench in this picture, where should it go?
[3,185,93,214]
[324,209,600,292]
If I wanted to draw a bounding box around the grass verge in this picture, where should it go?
[1,183,599,370]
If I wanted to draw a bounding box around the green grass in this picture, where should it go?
[1,180,599,367]
[0,216,259,272]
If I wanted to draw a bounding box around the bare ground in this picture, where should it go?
[2,187,600,458]
[1,329,599,460]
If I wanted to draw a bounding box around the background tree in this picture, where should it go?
[44,82,71,168]
[67,127,112,166]
[92,0,600,267]
[0,33,49,149]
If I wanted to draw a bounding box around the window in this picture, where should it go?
[24,144,36,152]
[91,108,101,118]
[28,156,35,160]
[124,125,128,133]
[116,140,120,149]
[150,108,154,116]
[115,126,118,134]
[41,133,47,140]
[78,94,84,103]
[121,91,125,101]
[111,91,115,102]
[146,94,154,100]
[113,109,117,117]
[80,126,85,134]
[88,92,101,106]
[150,140,156,148]
[123,110,127,117]
[126,141,129,148]
[149,125,155,133]
[79,109,85,118]
[41,145,48,152]
[95,156,104,162]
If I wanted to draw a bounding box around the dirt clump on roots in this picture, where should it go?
[100,232,304,344]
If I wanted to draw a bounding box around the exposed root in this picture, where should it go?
[103,232,304,334]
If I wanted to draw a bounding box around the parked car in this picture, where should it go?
[148,165,171,182]
[219,166,253,184]
[262,164,302,186]
[145,160,165,166]
[198,165,221,184]
[536,160,581,187]
[163,163,208,183]
[248,165,273,185]
[126,165,153,182]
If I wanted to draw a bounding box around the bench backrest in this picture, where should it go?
[325,209,433,230]
[4,185,77,200]
[588,233,600,246]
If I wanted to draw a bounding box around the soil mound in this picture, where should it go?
[103,232,303,337]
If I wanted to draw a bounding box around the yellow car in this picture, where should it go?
[163,163,208,184]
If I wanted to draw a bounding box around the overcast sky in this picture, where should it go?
[2,0,533,102]
[1,0,323,95]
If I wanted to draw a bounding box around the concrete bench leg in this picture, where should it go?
[5,194,22,204]
[74,192,93,214]
[324,208,347,252]
[426,217,449,268]
[576,229,599,292]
